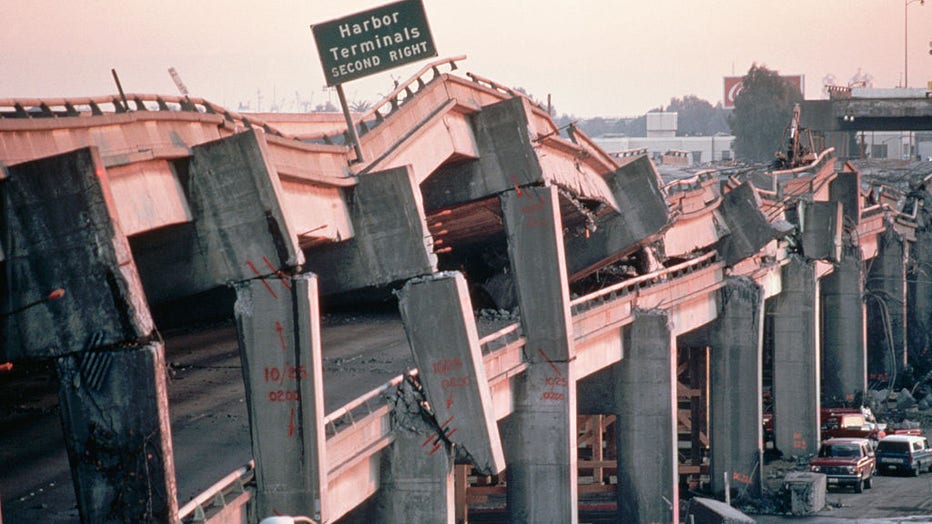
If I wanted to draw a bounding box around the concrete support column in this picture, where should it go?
[710,277,764,498]
[398,273,505,474]
[821,245,866,403]
[234,274,327,521]
[56,343,178,524]
[379,380,455,524]
[616,310,678,524]
[866,227,908,385]
[500,185,577,524]
[771,255,820,456]
[908,187,932,362]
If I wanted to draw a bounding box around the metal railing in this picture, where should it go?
[664,169,719,195]
[570,251,719,315]
[311,56,466,146]
[609,147,648,159]
[178,460,255,522]
[0,93,293,139]
[478,323,522,356]
[770,147,835,178]
[323,370,417,438]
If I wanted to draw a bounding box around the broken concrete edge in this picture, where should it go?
[388,374,479,467]
[395,271,505,475]
[56,341,179,523]
[685,497,755,523]
[717,182,794,266]
[2,146,156,359]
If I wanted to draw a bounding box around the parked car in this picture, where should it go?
[821,408,886,443]
[809,438,876,492]
[875,434,932,476]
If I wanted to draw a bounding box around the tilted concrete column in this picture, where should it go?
[616,310,678,524]
[308,165,437,295]
[378,379,455,524]
[398,272,505,474]
[821,245,866,403]
[771,255,820,456]
[390,272,506,523]
[57,343,178,524]
[563,155,670,279]
[908,185,932,361]
[2,148,177,523]
[132,129,304,304]
[710,277,764,497]
[866,227,908,384]
[500,185,577,523]
[234,274,327,521]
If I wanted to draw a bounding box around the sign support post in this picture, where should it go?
[311,0,437,166]
[335,84,364,162]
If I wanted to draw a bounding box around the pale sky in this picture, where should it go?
[2,1,931,118]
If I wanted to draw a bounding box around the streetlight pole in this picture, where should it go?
[905,0,926,88]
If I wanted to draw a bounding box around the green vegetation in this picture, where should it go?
[729,64,802,162]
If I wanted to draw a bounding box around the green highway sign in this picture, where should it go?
[312,0,437,86]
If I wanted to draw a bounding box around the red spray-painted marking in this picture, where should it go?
[288,407,296,437]
[537,347,562,377]
[439,414,455,430]
[275,321,286,350]
[510,176,523,196]
[263,256,292,290]
[246,260,278,299]
[446,390,454,409]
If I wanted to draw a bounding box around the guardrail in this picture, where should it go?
[478,323,521,356]
[323,370,415,438]
[610,148,648,159]
[0,93,291,139]
[312,56,466,146]
[178,460,255,523]
[664,169,719,195]
[570,251,719,315]
[770,147,835,178]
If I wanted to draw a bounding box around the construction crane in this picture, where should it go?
[774,103,817,169]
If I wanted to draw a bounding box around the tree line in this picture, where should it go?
[553,64,801,163]
[323,64,799,163]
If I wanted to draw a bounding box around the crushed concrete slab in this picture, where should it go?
[686,497,755,524]
[783,472,826,516]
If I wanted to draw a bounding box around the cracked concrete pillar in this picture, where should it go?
[710,277,764,498]
[500,185,577,524]
[772,255,820,456]
[866,226,908,385]
[908,184,932,364]
[234,274,327,521]
[57,343,178,524]
[378,379,455,523]
[397,272,505,475]
[2,147,177,523]
[616,310,679,524]
[821,244,866,403]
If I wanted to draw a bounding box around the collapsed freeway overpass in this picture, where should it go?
[2,57,931,523]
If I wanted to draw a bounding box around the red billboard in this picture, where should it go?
[724,75,804,108]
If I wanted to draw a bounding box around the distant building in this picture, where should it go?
[595,111,735,166]
[646,112,678,138]
[594,134,735,166]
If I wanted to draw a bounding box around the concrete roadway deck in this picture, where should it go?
[0,308,516,523]
[1,312,406,522]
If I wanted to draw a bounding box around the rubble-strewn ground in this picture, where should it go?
[739,391,932,520]
[852,159,932,193]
